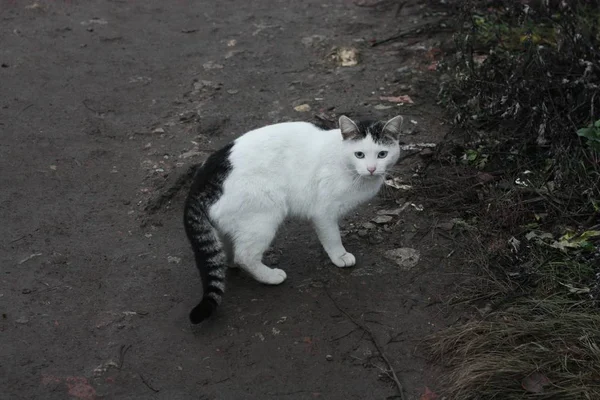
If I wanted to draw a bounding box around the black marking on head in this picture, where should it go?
[338,115,403,144]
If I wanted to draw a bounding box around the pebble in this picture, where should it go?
[372,215,393,224]
[362,222,376,230]
[326,354,333,361]
[369,233,384,244]
[16,317,29,324]
[420,148,434,157]
[377,208,403,216]
[394,66,412,81]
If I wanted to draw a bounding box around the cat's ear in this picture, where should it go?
[339,115,360,140]
[382,115,404,140]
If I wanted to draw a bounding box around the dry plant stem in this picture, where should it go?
[325,290,406,400]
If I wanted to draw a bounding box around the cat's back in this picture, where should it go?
[229,121,335,170]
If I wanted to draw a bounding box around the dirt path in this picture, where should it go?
[1,1,458,399]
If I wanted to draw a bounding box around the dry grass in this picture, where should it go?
[428,298,600,399]
[417,1,600,398]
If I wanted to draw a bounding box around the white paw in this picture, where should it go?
[331,252,356,268]
[256,268,287,285]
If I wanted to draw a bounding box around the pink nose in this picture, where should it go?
[367,166,376,174]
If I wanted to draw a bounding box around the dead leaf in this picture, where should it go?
[420,386,439,400]
[380,95,414,104]
[294,104,311,112]
[334,48,359,67]
[522,372,551,393]
[473,54,488,65]
[25,2,43,10]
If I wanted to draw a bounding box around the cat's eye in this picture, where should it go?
[354,152,365,159]
[378,151,388,159]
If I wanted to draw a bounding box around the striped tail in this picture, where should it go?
[184,203,227,324]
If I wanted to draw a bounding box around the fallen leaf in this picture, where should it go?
[384,177,412,190]
[334,48,359,67]
[384,248,420,270]
[25,2,43,10]
[427,61,438,71]
[380,95,414,104]
[294,104,311,112]
[522,372,551,393]
[473,54,488,65]
[420,386,439,400]
[550,230,600,251]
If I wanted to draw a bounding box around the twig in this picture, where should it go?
[118,344,132,369]
[371,19,444,47]
[329,327,359,342]
[8,228,39,244]
[325,290,406,400]
[139,374,160,393]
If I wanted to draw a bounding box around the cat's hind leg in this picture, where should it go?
[231,214,287,285]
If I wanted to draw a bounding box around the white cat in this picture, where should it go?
[184,115,403,323]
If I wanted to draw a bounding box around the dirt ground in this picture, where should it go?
[1,1,462,399]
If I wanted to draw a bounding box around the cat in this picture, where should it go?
[183,115,403,323]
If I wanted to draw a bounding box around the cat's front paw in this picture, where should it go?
[331,252,356,268]
[257,268,287,285]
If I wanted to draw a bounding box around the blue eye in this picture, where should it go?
[354,152,365,159]
[378,151,388,158]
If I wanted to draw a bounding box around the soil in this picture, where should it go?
[1,1,462,399]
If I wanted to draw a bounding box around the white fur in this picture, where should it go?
[209,118,401,284]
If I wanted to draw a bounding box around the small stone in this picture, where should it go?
[203,61,224,70]
[394,66,412,81]
[21,288,32,294]
[179,149,202,159]
[372,215,393,224]
[193,80,221,91]
[377,208,403,216]
[326,354,333,361]
[357,230,368,237]
[420,148,434,157]
[16,317,29,324]
[227,89,239,94]
[369,233,384,245]
[167,256,181,264]
[362,222,376,230]
[301,35,325,47]
[152,127,165,133]
[436,222,454,231]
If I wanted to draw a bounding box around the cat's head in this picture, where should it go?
[339,115,403,178]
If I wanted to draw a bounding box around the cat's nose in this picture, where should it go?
[367,166,376,174]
